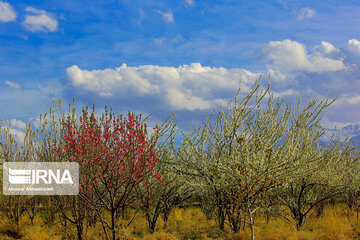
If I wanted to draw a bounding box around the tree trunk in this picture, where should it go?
[217,207,225,230]
[163,211,169,229]
[148,221,156,234]
[315,201,326,218]
[266,214,270,224]
[227,208,241,233]
[296,215,304,231]
[111,209,116,240]
[15,204,20,233]
[64,217,67,239]
[15,215,20,233]
[76,223,83,240]
[248,208,255,240]
[250,223,255,240]
[146,209,160,234]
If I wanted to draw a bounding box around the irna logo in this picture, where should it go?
[8,168,74,184]
[3,162,79,195]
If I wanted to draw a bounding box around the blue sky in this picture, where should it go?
[1,0,360,140]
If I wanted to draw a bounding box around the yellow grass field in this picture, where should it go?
[1,205,360,240]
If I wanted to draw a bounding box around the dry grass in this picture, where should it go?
[233,206,360,240]
[1,206,360,239]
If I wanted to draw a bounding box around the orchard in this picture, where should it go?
[0,80,359,240]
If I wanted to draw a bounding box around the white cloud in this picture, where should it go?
[347,39,360,56]
[29,117,41,129]
[314,41,340,55]
[297,7,316,20]
[259,39,346,74]
[185,0,194,6]
[23,7,58,32]
[166,88,211,111]
[1,119,26,144]
[156,10,174,24]
[8,128,26,144]
[0,1,16,22]
[333,95,360,106]
[268,69,287,82]
[272,89,298,98]
[66,63,260,111]
[5,80,21,89]
[10,119,26,130]
[325,94,360,127]
[258,39,360,127]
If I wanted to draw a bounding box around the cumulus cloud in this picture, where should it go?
[297,7,316,20]
[8,128,26,144]
[23,7,58,32]
[29,117,41,129]
[258,39,360,126]
[10,119,26,130]
[268,69,287,82]
[165,88,211,111]
[156,10,174,24]
[1,119,27,144]
[347,39,360,56]
[5,80,21,89]
[0,1,16,22]
[314,41,340,55]
[259,39,346,75]
[66,63,260,111]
